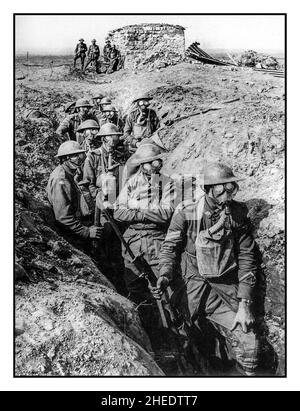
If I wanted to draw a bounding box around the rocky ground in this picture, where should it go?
[15,56,285,375]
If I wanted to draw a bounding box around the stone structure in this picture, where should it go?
[107,23,185,69]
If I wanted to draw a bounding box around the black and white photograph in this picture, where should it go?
[13,13,286,381]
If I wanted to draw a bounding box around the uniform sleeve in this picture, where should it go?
[143,181,176,224]
[235,207,258,300]
[56,116,71,137]
[51,177,90,239]
[123,112,133,142]
[74,45,78,55]
[159,208,187,281]
[82,155,98,200]
[152,111,160,132]
[113,181,145,223]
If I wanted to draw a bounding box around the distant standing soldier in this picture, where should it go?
[103,39,112,62]
[84,39,100,72]
[47,141,102,253]
[113,144,175,346]
[56,98,98,143]
[74,38,88,71]
[107,44,120,73]
[123,94,160,153]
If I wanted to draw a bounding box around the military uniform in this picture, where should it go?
[83,145,129,292]
[123,108,160,147]
[74,41,88,70]
[56,112,99,144]
[113,168,176,346]
[83,146,128,200]
[98,113,123,131]
[103,43,112,62]
[84,43,100,71]
[107,47,120,73]
[46,163,94,250]
[159,194,264,375]
[114,169,176,284]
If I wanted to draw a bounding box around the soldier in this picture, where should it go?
[103,39,112,62]
[100,97,112,112]
[123,94,160,153]
[154,162,272,376]
[76,119,100,151]
[56,98,98,143]
[84,39,100,72]
[107,44,120,73]
[83,123,128,201]
[46,141,102,254]
[83,123,129,292]
[74,38,88,70]
[94,97,112,123]
[99,105,123,131]
[113,144,176,347]
[92,92,105,111]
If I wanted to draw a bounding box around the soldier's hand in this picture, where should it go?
[151,276,169,300]
[128,199,141,209]
[89,225,103,239]
[231,301,255,333]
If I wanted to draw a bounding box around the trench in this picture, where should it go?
[15,65,285,375]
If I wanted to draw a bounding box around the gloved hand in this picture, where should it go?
[89,225,103,239]
[128,198,141,209]
[151,276,169,300]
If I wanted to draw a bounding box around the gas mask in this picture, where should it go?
[208,182,238,206]
[103,136,119,153]
[138,99,150,115]
[67,153,86,169]
[141,159,163,175]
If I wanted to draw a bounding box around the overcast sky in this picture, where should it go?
[15,14,285,55]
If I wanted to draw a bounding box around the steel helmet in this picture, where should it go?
[75,98,93,109]
[131,144,166,165]
[97,123,122,137]
[132,93,153,104]
[79,38,84,42]
[91,39,96,42]
[100,97,112,106]
[102,105,117,113]
[55,141,86,158]
[76,119,99,132]
[64,101,76,113]
[202,163,245,186]
[92,92,104,100]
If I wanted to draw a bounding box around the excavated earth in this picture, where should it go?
[15,57,285,376]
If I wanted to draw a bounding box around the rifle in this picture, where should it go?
[98,202,168,327]
[92,204,101,249]
[97,198,207,374]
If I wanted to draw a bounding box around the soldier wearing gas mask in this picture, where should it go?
[155,163,275,376]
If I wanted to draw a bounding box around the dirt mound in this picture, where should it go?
[238,50,281,69]
[15,281,162,376]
